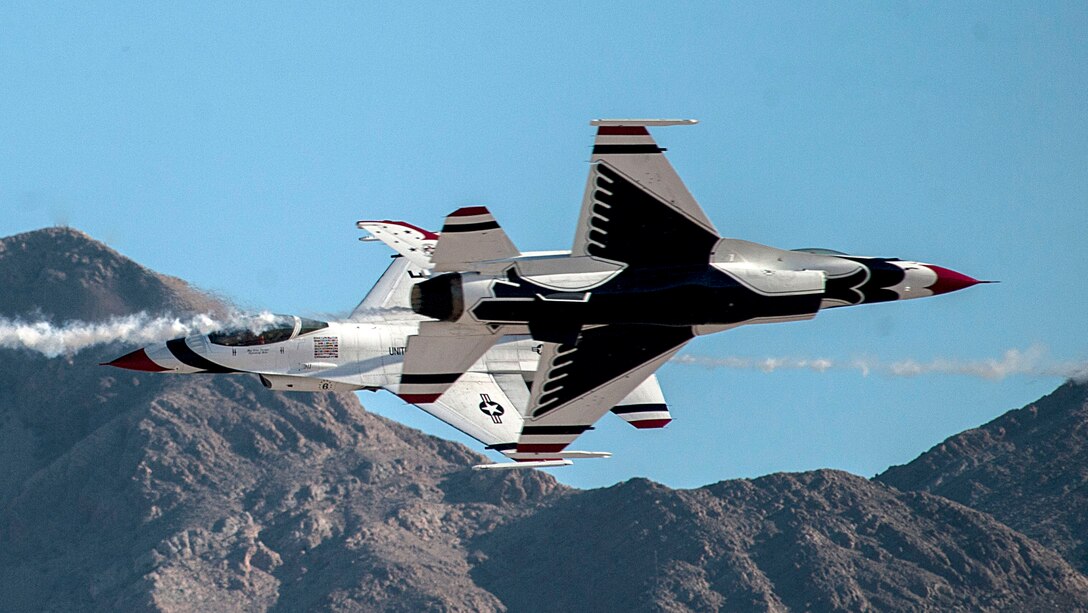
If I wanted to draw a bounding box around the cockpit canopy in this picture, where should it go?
[208,315,329,347]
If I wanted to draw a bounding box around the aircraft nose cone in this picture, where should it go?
[924,265,981,296]
[102,348,169,372]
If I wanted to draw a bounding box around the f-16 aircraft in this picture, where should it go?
[399,118,987,458]
[105,221,669,469]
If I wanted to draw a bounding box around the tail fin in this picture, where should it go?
[431,206,520,272]
[351,220,438,320]
[350,257,428,319]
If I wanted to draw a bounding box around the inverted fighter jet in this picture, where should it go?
[105,221,670,469]
[400,119,987,458]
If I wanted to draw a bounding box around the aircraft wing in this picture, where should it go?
[398,321,504,403]
[410,371,525,449]
[517,324,694,453]
[431,206,520,272]
[571,119,720,267]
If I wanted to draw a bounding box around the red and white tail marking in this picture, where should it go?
[431,206,520,272]
[357,219,438,269]
[612,374,671,428]
[572,119,719,263]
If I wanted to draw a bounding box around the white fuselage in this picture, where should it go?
[138,316,540,393]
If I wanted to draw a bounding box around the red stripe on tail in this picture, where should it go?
[448,206,491,218]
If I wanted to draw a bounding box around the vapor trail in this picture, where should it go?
[672,345,1088,383]
[6,314,1086,384]
[0,311,277,359]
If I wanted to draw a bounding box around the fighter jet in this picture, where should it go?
[399,119,987,457]
[105,221,670,470]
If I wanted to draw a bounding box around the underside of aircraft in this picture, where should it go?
[108,119,985,469]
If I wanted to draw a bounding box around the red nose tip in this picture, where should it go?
[101,348,169,372]
[924,265,982,296]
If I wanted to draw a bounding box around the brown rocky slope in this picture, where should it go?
[472,471,1088,612]
[879,380,1088,574]
[2,227,1087,612]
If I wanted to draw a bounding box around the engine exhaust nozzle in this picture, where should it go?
[411,273,464,321]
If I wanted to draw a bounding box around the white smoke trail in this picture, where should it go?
[7,313,1085,385]
[673,344,1088,383]
[0,311,279,358]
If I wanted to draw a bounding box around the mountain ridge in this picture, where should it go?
[879,380,1088,574]
[0,226,220,321]
[3,226,1087,612]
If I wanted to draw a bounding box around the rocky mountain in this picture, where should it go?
[1,369,562,612]
[473,471,1088,612]
[0,228,561,612]
[0,228,220,503]
[0,227,219,322]
[2,226,1087,612]
[879,381,1088,574]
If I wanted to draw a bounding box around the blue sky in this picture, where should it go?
[3,3,1086,488]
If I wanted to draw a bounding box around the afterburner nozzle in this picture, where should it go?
[411,272,464,321]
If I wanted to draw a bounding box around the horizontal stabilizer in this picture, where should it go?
[613,374,671,428]
[432,206,520,272]
[611,404,672,429]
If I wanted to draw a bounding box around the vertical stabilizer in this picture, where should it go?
[431,206,520,272]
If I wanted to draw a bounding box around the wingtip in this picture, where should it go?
[472,459,574,470]
[356,219,439,240]
[590,118,698,127]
